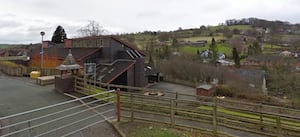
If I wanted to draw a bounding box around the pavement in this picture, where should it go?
[149,81,198,101]
[0,72,120,137]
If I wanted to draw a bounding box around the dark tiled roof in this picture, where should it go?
[110,36,145,56]
[96,60,135,84]
[68,35,145,56]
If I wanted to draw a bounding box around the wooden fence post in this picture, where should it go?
[130,93,134,122]
[175,92,178,114]
[171,99,175,127]
[213,97,217,136]
[117,88,121,122]
[277,116,282,137]
[259,103,264,131]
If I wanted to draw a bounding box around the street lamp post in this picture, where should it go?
[40,31,45,69]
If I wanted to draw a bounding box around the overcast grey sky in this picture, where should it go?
[0,0,300,44]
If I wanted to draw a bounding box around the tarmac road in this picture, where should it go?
[0,73,69,116]
[0,72,119,137]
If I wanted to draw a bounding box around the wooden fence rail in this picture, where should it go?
[74,76,300,137]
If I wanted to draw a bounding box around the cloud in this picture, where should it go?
[0,14,83,44]
[136,11,161,19]
[1,0,300,43]
[0,13,122,44]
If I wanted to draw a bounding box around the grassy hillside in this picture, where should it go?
[180,36,224,42]
[209,25,251,31]
[181,44,232,56]
[120,24,296,58]
[0,44,9,49]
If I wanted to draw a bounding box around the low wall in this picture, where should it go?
[0,64,24,76]
[0,64,60,77]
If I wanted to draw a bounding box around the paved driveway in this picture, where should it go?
[149,82,198,101]
[0,73,119,137]
[0,74,69,116]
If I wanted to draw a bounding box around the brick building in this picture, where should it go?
[29,35,147,87]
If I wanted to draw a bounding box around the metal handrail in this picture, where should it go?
[0,90,116,137]
[0,90,115,120]
[35,110,114,137]
[0,95,113,130]
[61,116,114,137]
[0,101,114,137]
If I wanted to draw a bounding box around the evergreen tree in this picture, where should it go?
[51,26,67,43]
[232,47,240,68]
[148,54,153,66]
[248,45,254,56]
[171,38,179,51]
[253,42,262,55]
[247,42,262,56]
[209,38,218,63]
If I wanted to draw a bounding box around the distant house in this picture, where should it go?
[196,84,214,96]
[200,50,211,58]
[217,59,234,66]
[278,42,289,47]
[0,49,7,57]
[29,35,148,87]
[279,50,292,56]
[181,40,207,47]
[296,59,300,71]
[218,53,226,60]
[294,53,299,58]
[200,50,226,60]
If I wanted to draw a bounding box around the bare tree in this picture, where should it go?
[223,27,233,39]
[77,20,106,37]
[229,36,243,48]
[290,37,300,51]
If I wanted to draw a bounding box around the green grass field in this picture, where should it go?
[210,25,251,31]
[131,127,180,137]
[217,44,232,55]
[263,44,282,49]
[227,25,252,30]
[180,46,208,54]
[181,36,225,42]
[84,86,116,102]
[181,44,232,56]
[281,34,299,41]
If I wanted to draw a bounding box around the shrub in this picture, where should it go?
[215,85,239,97]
